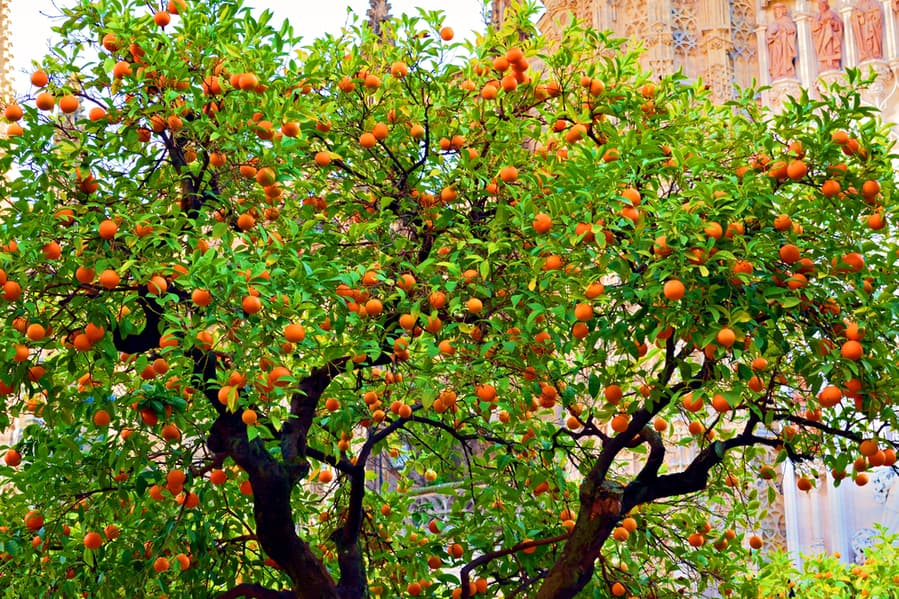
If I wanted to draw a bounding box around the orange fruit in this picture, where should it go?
[241,409,257,426]
[153,10,171,27]
[573,303,593,321]
[147,275,167,295]
[778,244,800,264]
[92,409,111,426]
[840,340,863,361]
[153,557,170,572]
[4,449,21,467]
[4,103,22,121]
[663,279,685,300]
[31,69,49,87]
[99,269,120,289]
[284,323,306,343]
[439,26,454,41]
[748,535,763,549]
[26,323,46,341]
[611,582,626,597]
[98,219,118,240]
[191,288,212,307]
[35,92,55,111]
[532,212,552,234]
[83,531,103,550]
[241,295,262,314]
[604,385,623,405]
[466,297,483,314]
[318,469,333,484]
[786,159,807,180]
[58,95,80,114]
[209,469,226,484]
[499,165,518,183]
[716,327,736,348]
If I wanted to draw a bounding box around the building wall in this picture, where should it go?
[538,0,899,126]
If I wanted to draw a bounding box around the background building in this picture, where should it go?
[530,0,899,126]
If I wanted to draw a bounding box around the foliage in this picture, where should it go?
[0,0,896,597]
[755,526,899,598]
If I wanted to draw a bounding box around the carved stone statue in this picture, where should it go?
[767,3,798,80]
[853,0,884,61]
[812,0,843,70]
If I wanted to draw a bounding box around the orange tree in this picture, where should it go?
[0,1,897,598]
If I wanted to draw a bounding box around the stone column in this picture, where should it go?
[757,24,772,84]
[841,3,860,66]
[826,472,853,563]
[882,0,898,58]
[782,461,804,567]
[794,0,818,88]
[698,0,735,101]
[647,0,676,76]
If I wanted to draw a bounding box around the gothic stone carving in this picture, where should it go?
[812,0,844,71]
[767,3,798,80]
[853,0,884,61]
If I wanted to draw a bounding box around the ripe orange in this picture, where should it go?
[191,288,212,307]
[98,219,118,240]
[687,532,704,547]
[682,393,703,412]
[532,212,552,234]
[716,327,736,348]
[284,323,306,343]
[25,510,44,531]
[612,526,629,542]
[4,103,22,121]
[58,95,80,114]
[610,582,626,597]
[840,340,863,361]
[98,269,120,289]
[778,244,800,264]
[711,394,731,413]
[748,535,763,549]
[604,385,623,405]
[786,159,807,180]
[154,10,171,27]
[359,132,377,148]
[35,92,55,111]
[499,165,518,183]
[26,323,46,341]
[147,275,167,295]
[83,531,103,550]
[241,409,257,426]
[466,297,483,314]
[31,69,49,87]
[92,409,111,427]
[4,449,21,467]
[407,582,422,596]
[610,413,629,433]
[209,469,226,485]
[428,291,447,310]
[439,26,454,41]
[153,557,170,572]
[318,469,333,484]
[241,295,262,314]
[585,282,604,298]
[314,151,332,166]
[573,302,594,322]
[663,279,685,300]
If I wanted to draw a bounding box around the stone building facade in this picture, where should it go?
[533,0,899,126]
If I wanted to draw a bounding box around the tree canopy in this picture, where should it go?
[0,1,897,598]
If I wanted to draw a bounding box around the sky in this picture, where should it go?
[9,0,495,93]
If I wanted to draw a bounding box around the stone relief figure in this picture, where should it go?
[852,0,884,61]
[767,3,798,80]
[812,0,844,70]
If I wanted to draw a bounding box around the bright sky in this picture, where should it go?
[9,0,496,94]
